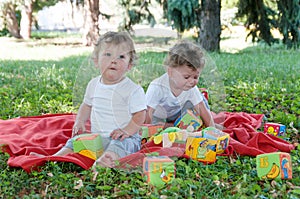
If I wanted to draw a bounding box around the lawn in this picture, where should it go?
[0,33,299,198]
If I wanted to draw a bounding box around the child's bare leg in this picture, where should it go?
[94,151,119,168]
[30,147,73,157]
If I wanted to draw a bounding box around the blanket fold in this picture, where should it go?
[0,112,294,172]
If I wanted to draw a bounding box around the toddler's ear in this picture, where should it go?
[127,63,133,71]
[167,66,173,77]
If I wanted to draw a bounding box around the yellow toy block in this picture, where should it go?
[185,136,217,163]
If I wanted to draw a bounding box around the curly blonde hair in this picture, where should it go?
[164,40,205,70]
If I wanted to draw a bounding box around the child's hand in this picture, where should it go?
[110,129,129,141]
[72,121,86,137]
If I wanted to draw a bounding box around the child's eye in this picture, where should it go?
[118,55,125,59]
[184,76,190,79]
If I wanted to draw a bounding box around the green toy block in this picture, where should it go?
[174,109,203,132]
[73,133,103,160]
[256,152,292,179]
[143,156,175,187]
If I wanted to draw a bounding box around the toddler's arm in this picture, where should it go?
[110,110,146,141]
[145,106,154,124]
[195,101,215,127]
[72,103,91,136]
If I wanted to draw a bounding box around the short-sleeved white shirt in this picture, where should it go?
[146,73,203,119]
[84,76,146,137]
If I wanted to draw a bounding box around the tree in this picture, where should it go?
[164,0,200,37]
[236,0,277,45]
[277,0,300,48]
[0,0,60,39]
[118,0,155,33]
[237,0,300,48]
[0,2,21,38]
[199,0,221,51]
[157,0,221,51]
[82,0,100,46]
[20,0,33,39]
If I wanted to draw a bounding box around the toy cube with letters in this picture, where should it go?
[185,136,217,163]
[73,133,103,160]
[143,156,175,187]
[174,109,203,132]
[264,122,286,136]
[201,127,230,154]
[256,152,292,179]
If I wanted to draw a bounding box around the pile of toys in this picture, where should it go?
[140,107,231,187]
[140,114,293,187]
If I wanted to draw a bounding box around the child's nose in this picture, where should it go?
[188,78,197,85]
[111,57,117,64]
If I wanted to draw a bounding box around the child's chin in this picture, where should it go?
[183,86,193,91]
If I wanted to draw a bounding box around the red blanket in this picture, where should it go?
[0,112,294,172]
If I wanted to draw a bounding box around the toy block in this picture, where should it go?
[174,109,203,132]
[139,124,164,144]
[73,133,103,160]
[200,88,209,101]
[185,136,217,163]
[162,130,189,148]
[264,123,286,136]
[201,127,230,154]
[143,156,175,187]
[150,127,184,147]
[256,152,292,180]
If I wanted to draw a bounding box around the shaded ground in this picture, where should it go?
[0,25,252,60]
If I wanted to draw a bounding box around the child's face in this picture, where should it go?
[98,43,132,84]
[168,64,201,91]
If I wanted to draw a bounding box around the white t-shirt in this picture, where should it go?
[84,76,146,137]
[146,73,203,119]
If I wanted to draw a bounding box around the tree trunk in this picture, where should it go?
[199,0,221,51]
[82,0,100,46]
[4,3,21,38]
[20,0,33,39]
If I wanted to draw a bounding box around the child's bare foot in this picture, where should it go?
[215,123,224,130]
[94,152,118,168]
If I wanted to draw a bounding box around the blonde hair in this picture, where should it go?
[93,31,137,65]
[164,40,205,70]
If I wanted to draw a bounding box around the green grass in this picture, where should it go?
[0,36,299,198]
